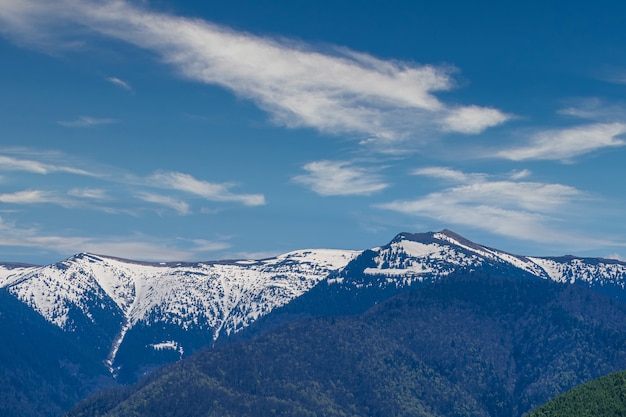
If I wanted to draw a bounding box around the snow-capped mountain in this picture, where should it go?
[0,249,358,380]
[333,230,626,294]
[2,229,626,381]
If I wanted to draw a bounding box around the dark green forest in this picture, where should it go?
[528,370,626,417]
[0,289,115,417]
[66,273,626,417]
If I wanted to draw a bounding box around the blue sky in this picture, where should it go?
[1,0,626,264]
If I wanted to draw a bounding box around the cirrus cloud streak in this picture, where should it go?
[0,216,229,261]
[377,167,585,244]
[0,149,266,212]
[293,160,388,196]
[149,171,265,207]
[0,0,510,142]
[0,154,93,176]
[495,122,626,161]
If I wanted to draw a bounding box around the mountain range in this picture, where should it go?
[2,229,626,416]
[67,272,626,417]
[0,248,357,381]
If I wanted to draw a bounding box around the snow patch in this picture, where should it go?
[364,266,433,276]
[150,340,184,356]
[0,265,38,288]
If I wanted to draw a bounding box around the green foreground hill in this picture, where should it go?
[67,273,626,417]
[528,370,626,417]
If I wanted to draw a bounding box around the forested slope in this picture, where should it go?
[528,370,626,417]
[67,273,626,417]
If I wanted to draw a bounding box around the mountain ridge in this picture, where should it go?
[0,229,626,362]
[2,229,626,380]
[0,248,359,379]
[3,229,626,416]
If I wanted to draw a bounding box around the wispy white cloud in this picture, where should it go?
[0,150,264,211]
[293,160,388,196]
[57,116,117,127]
[378,167,584,243]
[442,105,511,134]
[0,0,509,143]
[414,167,580,210]
[149,171,265,206]
[558,97,605,119]
[0,154,92,176]
[0,189,92,209]
[495,122,626,161]
[68,188,109,200]
[137,192,191,215]
[106,76,132,91]
[557,98,626,123]
[597,66,626,86]
[410,167,486,183]
[0,216,230,261]
[417,166,531,183]
[188,238,231,253]
[81,240,228,261]
[0,190,56,204]
[509,169,532,180]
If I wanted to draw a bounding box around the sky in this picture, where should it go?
[1,0,626,264]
